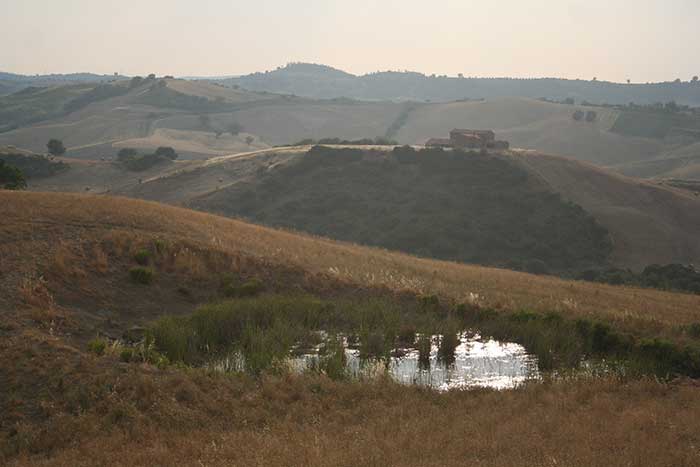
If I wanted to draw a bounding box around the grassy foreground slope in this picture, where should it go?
[2,191,700,466]
[2,191,700,331]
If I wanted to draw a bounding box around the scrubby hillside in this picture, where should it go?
[192,146,612,274]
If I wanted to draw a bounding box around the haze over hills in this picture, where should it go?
[216,63,700,106]
[5,2,700,465]
[2,76,700,174]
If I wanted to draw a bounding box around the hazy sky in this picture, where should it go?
[1,0,698,82]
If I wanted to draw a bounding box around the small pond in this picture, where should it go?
[215,332,539,391]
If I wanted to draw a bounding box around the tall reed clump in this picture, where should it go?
[416,333,432,370]
[309,336,348,380]
[149,296,327,373]
[437,322,460,365]
[457,304,700,377]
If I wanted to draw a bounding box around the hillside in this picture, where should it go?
[1,75,698,171]
[2,190,699,330]
[1,72,698,170]
[515,152,700,269]
[25,145,700,272]
[191,146,612,274]
[220,62,700,105]
[2,191,700,466]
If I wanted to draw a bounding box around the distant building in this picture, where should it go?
[424,129,508,151]
[449,129,496,149]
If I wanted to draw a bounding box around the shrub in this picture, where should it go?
[120,348,134,362]
[117,148,138,161]
[360,331,388,360]
[687,323,700,339]
[154,146,178,160]
[133,249,151,266]
[0,160,27,190]
[223,278,264,298]
[129,267,154,285]
[397,324,417,345]
[87,338,106,356]
[47,139,66,157]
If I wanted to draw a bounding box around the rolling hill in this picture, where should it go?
[23,144,700,273]
[2,77,699,171]
[219,62,700,105]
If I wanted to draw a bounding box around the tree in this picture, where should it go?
[245,136,255,145]
[228,121,243,136]
[693,76,699,83]
[199,114,211,130]
[47,139,66,157]
[154,146,178,160]
[0,160,27,190]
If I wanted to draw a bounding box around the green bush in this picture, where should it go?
[129,267,154,285]
[120,348,134,362]
[87,338,106,356]
[133,249,151,266]
[223,278,264,298]
[687,323,700,339]
[0,160,27,190]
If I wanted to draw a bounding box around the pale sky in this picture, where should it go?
[1,0,698,83]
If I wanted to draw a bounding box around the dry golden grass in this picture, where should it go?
[2,191,700,466]
[2,330,699,467]
[2,190,700,332]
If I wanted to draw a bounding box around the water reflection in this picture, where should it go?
[294,333,539,391]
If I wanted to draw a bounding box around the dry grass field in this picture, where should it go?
[3,191,700,334]
[2,190,700,466]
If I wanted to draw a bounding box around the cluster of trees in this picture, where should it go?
[198,115,247,140]
[47,139,66,157]
[0,151,68,178]
[117,146,178,171]
[579,264,700,295]
[572,110,598,122]
[0,160,26,190]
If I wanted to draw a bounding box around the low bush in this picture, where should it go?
[133,249,151,266]
[87,338,106,356]
[129,267,154,285]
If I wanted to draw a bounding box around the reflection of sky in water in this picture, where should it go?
[295,333,539,391]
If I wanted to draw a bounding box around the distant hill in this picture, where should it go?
[216,63,700,106]
[191,146,613,275]
[1,75,699,175]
